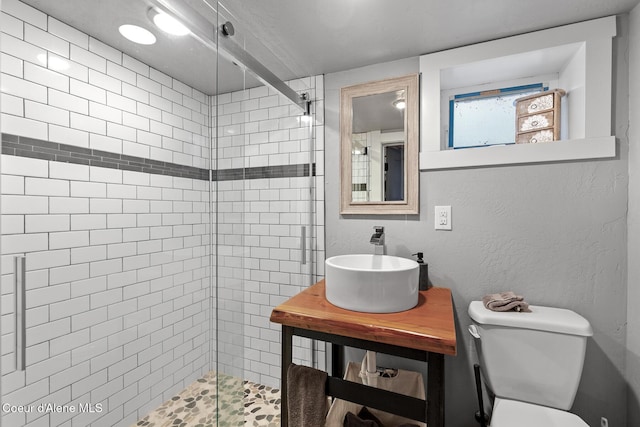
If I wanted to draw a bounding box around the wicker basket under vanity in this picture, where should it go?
[515,89,566,144]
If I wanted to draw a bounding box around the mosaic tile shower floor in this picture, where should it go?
[133,371,281,427]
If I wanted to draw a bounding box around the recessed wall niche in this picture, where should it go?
[419,16,617,170]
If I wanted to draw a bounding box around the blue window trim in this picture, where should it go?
[448,83,548,149]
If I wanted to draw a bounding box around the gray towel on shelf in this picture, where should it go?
[344,411,379,427]
[482,291,531,312]
[357,407,384,426]
[343,407,384,426]
[287,363,328,427]
[343,407,420,427]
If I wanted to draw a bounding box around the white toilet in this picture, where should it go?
[468,301,593,427]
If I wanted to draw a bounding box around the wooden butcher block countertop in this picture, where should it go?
[270,280,457,356]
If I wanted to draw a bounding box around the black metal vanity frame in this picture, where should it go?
[280,325,444,427]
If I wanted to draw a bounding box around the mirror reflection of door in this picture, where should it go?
[383,143,404,201]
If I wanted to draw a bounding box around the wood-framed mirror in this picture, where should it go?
[340,74,419,214]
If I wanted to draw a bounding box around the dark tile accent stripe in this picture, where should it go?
[213,163,315,181]
[1,134,209,180]
[1,134,314,181]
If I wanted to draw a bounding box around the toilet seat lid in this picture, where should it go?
[490,398,588,427]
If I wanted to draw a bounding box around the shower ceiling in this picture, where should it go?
[20,0,262,95]
[19,0,640,93]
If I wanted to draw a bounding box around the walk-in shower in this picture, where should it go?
[0,0,324,425]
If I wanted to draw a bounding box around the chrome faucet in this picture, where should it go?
[370,226,385,255]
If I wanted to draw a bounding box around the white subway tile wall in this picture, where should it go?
[0,0,211,170]
[0,0,325,425]
[1,159,213,427]
[351,132,369,202]
[0,1,211,425]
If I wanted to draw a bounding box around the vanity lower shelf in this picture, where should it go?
[270,280,457,427]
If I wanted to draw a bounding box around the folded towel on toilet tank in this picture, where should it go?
[482,291,531,312]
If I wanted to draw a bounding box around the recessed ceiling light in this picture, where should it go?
[119,24,156,45]
[151,10,190,36]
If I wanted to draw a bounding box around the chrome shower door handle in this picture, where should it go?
[14,255,26,371]
[300,226,307,265]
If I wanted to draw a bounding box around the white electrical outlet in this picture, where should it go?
[435,206,452,230]
[601,417,608,427]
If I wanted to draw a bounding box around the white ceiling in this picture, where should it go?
[223,0,640,78]
[19,0,640,96]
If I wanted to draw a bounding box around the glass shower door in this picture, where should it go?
[0,0,218,425]
[213,4,319,424]
[0,0,317,425]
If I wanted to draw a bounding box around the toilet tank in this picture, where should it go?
[468,301,593,410]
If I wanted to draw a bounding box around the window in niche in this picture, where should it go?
[449,84,545,149]
[419,16,616,170]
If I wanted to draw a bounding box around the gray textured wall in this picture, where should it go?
[324,16,630,427]
[627,3,640,426]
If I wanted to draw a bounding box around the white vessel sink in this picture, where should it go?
[325,254,419,313]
